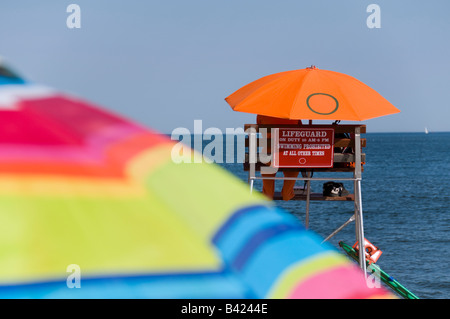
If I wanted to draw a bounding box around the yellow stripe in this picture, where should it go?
[368,293,397,299]
[146,159,267,239]
[125,143,174,183]
[0,144,243,284]
[0,142,264,283]
[0,193,221,284]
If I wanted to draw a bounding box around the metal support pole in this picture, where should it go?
[322,214,355,243]
[248,127,257,193]
[354,127,367,274]
[305,171,311,228]
[354,180,366,274]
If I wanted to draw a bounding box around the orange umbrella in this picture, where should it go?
[225,66,400,121]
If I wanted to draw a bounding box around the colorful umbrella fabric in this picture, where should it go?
[225,66,400,121]
[0,64,392,298]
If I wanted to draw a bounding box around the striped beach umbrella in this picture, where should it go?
[0,63,392,298]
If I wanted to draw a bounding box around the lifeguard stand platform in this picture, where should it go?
[244,123,368,273]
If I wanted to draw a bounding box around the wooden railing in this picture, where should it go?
[243,124,366,175]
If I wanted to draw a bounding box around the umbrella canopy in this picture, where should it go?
[0,63,393,298]
[225,66,400,121]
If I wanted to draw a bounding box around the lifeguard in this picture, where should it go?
[256,115,302,201]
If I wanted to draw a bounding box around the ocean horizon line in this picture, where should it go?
[159,130,450,136]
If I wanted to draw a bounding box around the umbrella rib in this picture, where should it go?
[289,72,309,120]
[227,70,294,112]
[323,71,361,121]
[335,81,361,121]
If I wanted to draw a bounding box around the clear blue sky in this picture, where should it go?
[1,0,449,133]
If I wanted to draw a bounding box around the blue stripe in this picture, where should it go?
[212,205,304,267]
[212,204,268,244]
[210,204,340,297]
[241,231,336,297]
[0,77,26,85]
[0,270,253,299]
[232,223,304,270]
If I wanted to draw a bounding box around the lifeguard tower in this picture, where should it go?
[225,65,401,275]
[244,122,368,272]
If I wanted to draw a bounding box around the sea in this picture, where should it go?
[180,132,450,299]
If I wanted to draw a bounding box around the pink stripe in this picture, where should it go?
[0,124,145,163]
[288,265,386,299]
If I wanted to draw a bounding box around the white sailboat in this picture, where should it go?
[425,127,429,134]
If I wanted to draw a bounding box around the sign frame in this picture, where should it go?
[272,127,335,168]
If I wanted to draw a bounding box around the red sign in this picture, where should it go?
[272,128,334,168]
